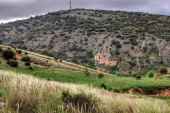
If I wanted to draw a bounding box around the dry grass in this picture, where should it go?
[0,70,169,113]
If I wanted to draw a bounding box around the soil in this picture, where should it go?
[128,88,170,97]
[157,89,170,96]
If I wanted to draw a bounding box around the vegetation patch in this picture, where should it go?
[62,91,99,113]
[0,70,169,113]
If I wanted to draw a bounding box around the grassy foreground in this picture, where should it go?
[0,70,170,113]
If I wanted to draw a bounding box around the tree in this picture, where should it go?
[159,67,168,75]
[7,59,18,67]
[21,56,31,63]
[16,50,22,54]
[21,55,32,67]
[2,48,15,60]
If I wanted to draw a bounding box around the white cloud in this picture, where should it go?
[0,17,28,24]
[0,0,36,4]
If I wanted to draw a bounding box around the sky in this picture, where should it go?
[0,0,170,23]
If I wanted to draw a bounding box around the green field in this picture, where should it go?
[2,63,170,106]
[1,61,170,93]
[0,47,170,93]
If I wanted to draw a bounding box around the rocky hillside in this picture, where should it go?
[0,9,170,74]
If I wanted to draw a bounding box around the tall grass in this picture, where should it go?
[0,70,169,113]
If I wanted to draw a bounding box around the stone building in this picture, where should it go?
[95,48,120,68]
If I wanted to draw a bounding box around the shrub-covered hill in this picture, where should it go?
[1,9,170,74]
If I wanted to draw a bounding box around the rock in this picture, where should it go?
[0,101,5,109]
[159,89,170,96]
[128,88,144,94]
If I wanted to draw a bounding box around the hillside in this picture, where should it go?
[0,45,170,94]
[1,9,170,74]
[0,44,170,112]
[1,70,170,113]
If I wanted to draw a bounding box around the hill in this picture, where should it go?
[0,44,170,112]
[1,9,170,74]
[0,45,170,94]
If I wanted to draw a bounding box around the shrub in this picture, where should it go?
[0,47,2,53]
[9,91,39,113]
[130,38,138,46]
[58,59,63,63]
[159,67,168,75]
[2,48,15,60]
[25,62,31,66]
[21,56,31,63]
[24,52,28,55]
[7,59,18,67]
[36,92,64,113]
[29,67,33,70]
[87,50,94,58]
[116,43,122,49]
[16,50,22,54]
[135,75,142,80]
[62,91,99,113]
[0,89,7,97]
[98,73,104,79]
[147,71,155,78]
[113,89,121,93]
[84,68,90,77]
[72,58,79,64]
[100,83,107,90]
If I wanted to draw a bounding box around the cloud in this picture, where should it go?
[0,0,36,5]
[0,0,170,22]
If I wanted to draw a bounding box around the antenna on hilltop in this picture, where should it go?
[69,0,72,10]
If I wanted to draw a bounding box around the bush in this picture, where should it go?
[10,91,39,113]
[136,75,142,80]
[0,47,2,53]
[7,59,18,67]
[100,83,107,90]
[2,48,16,60]
[29,66,34,70]
[113,89,121,93]
[58,59,63,63]
[84,68,90,77]
[147,71,155,78]
[159,67,168,75]
[0,89,7,97]
[62,91,99,113]
[98,73,104,79]
[16,50,22,54]
[21,56,31,63]
[24,52,28,55]
[25,62,31,66]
